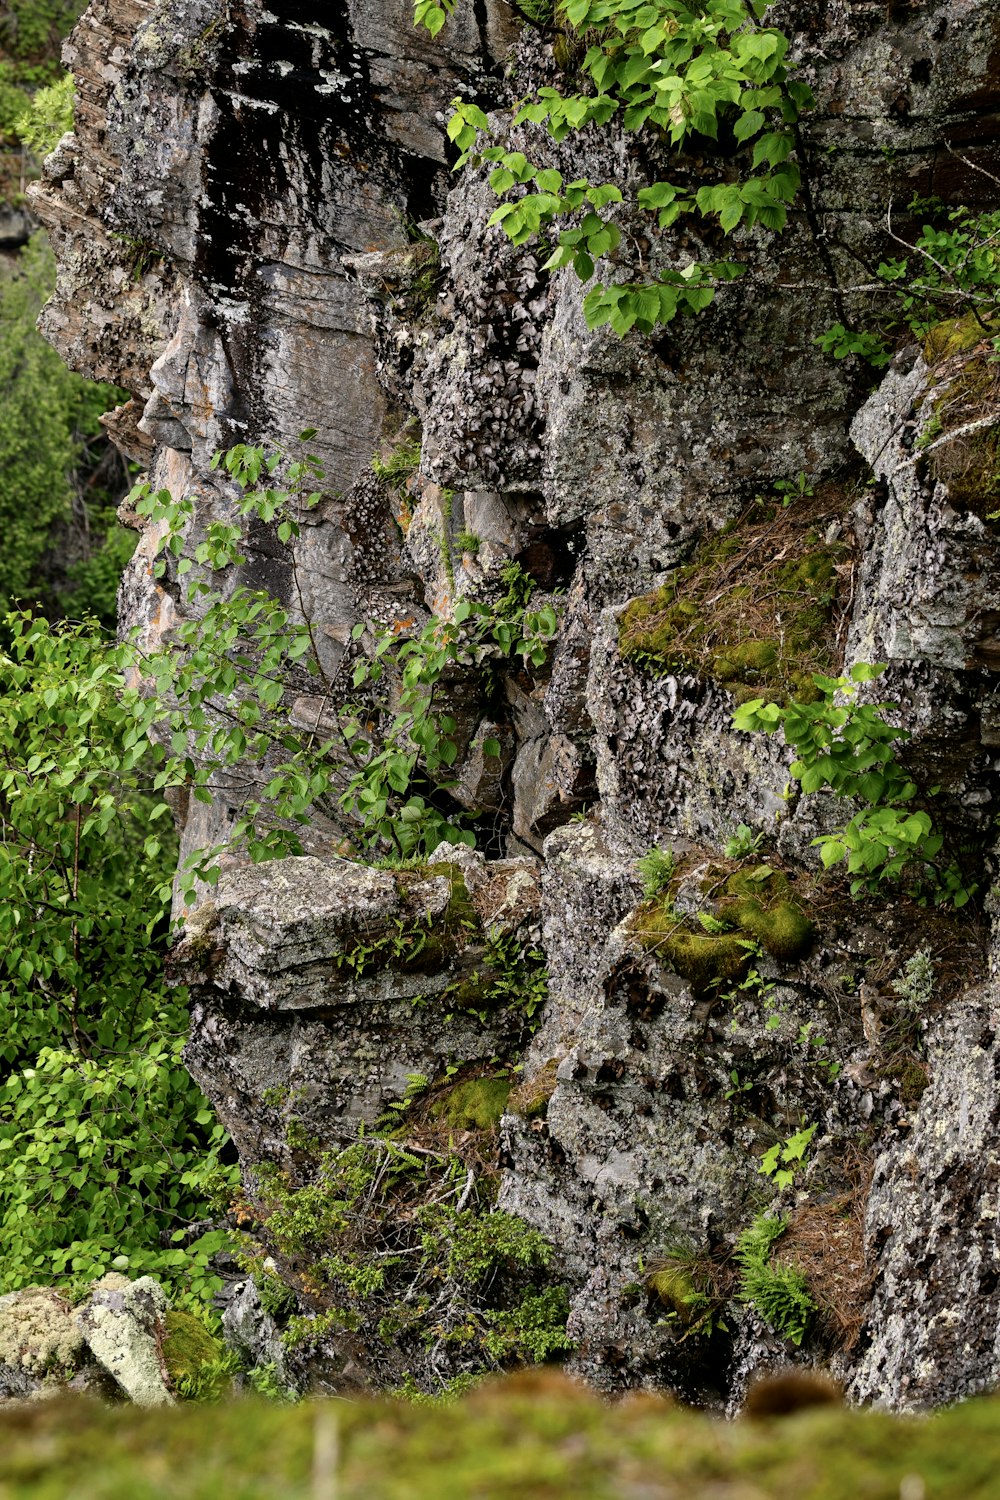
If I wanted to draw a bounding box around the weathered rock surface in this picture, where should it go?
[77,1275,174,1407]
[0,1276,195,1406]
[176,849,544,1162]
[851,980,1000,1409]
[32,0,1000,1414]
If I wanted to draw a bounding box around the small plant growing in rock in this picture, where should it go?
[773,472,815,506]
[372,435,422,491]
[637,846,677,898]
[892,946,935,1014]
[643,1244,729,1341]
[733,663,974,906]
[724,823,765,860]
[736,1213,816,1346]
[759,1123,816,1191]
[814,324,892,369]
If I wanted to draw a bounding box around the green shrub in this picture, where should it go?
[0,235,127,614]
[132,447,560,872]
[733,664,973,905]
[421,0,813,335]
[818,202,1000,367]
[0,610,237,1304]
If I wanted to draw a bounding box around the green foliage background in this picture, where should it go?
[0,612,238,1304]
[0,235,131,619]
[0,5,230,1312]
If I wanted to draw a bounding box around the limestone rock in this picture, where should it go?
[76,1275,174,1407]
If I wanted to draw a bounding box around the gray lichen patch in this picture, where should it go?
[76,1275,174,1408]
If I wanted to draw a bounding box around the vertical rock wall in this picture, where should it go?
[32,0,1000,1409]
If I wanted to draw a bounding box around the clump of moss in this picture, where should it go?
[618,504,848,705]
[430,1077,512,1130]
[635,864,814,990]
[508,1059,560,1120]
[632,900,754,996]
[924,312,991,365]
[716,865,815,964]
[727,896,814,963]
[645,1260,703,1325]
[161,1311,230,1400]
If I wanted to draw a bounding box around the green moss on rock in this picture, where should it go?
[645,1261,703,1324]
[617,507,847,705]
[632,900,753,995]
[727,896,814,963]
[635,864,814,988]
[716,865,815,963]
[161,1311,228,1400]
[430,1077,512,1130]
[6,1368,1000,1497]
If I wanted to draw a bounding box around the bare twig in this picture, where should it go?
[944,140,1000,192]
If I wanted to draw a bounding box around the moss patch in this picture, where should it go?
[631,901,754,996]
[715,865,815,964]
[634,866,814,990]
[727,896,814,963]
[160,1311,227,1399]
[645,1260,703,1324]
[430,1077,512,1130]
[618,492,851,705]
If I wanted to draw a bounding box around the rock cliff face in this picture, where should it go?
[33,0,1000,1408]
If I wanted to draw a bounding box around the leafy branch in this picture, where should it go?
[428,0,814,335]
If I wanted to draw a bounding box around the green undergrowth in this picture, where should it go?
[241,1134,570,1392]
[920,317,1000,522]
[331,861,549,1025]
[618,499,848,704]
[736,1214,816,1347]
[631,864,814,994]
[5,1375,1000,1498]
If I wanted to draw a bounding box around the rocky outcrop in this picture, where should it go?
[0,1275,207,1405]
[33,0,1000,1412]
[176,848,544,1164]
